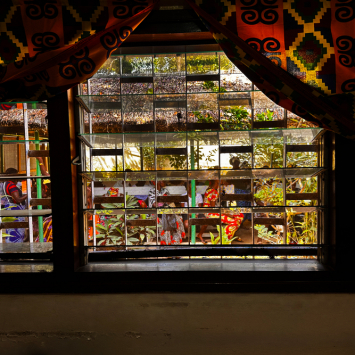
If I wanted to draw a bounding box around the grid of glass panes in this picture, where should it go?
[0,103,52,257]
[77,53,324,255]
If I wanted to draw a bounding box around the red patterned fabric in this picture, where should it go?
[0,1,156,102]
[188,0,355,138]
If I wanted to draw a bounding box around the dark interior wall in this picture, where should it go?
[1,293,355,355]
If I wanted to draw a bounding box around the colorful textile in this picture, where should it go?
[235,188,251,221]
[0,1,156,102]
[2,204,26,243]
[203,187,243,239]
[158,215,185,245]
[188,0,355,138]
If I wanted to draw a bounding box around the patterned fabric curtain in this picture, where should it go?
[0,0,156,102]
[188,0,355,138]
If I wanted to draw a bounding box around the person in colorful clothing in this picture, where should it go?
[1,168,27,243]
[196,179,244,244]
[148,181,185,245]
[230,157,252,227]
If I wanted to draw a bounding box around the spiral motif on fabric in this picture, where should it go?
[113,0,149,19]
[119,26,132,40]
[58,47,96,80]
[335,0,355,22]
[13,53,38,69]
[241,0,278,25]
[265,91,280,104]
[268,56,281,66]
[100,26,132,59]
[246,37,280,52]
[24,1,58,20]
[32,32,60,53]
[336,36,355,67]
[341,79,355,92]
[292,103,308,117]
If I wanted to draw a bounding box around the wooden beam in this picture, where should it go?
[124,32,214,44]
[94,196,125,204]
[157,195,188,203]
[30,198,52,206]
[28,150,50,157]
[0,222,28,229]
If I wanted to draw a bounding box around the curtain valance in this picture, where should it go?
[0,0,354,137]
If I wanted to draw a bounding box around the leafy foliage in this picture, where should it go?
[220,106,251,130]
[95,195,156,246]
[255,109,274,122]
[209,225,239,245]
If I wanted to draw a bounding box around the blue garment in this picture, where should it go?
[3,204,26,243]
[235,188,251,221]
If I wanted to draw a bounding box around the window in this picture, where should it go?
[0,102,53,268]
[76,52,327,263]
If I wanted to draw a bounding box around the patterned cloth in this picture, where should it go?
[203,187,244,240]
[2,204,26,243]
[1,181,26,243]
[148,186,185,245]
[0,1,156,102]
[188,0,355,138]
[235,188,251,221]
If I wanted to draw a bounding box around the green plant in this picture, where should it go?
[209,225,240,245]
[186,55,219,74]
[255,109,274,121]
[254,140,284,168]
[193,111,215,124]
[254,180,283,206]
[220,106,251,130]
[95,195,156,246]
[287,210,317,244]
[164,132,218,170]
[201,81,226,92]
[254,224,283,244]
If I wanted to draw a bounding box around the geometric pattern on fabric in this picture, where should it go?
[0,0,155,103]
[188,0,355,138]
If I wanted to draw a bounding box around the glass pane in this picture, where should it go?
[186,53,219,75]
[287,209,317,244]
[219,94,252,130]
[187,93,218,129]
[254,178,283,206]
[92,56,121,78]
[122,95,153,129]
[287,110,319,129]
[0,215,53,243]
[121,82,153,95]
[90,110,122,133]
[219,54,241,74]
[187,80,219,93]
[220,74,252,92]
[122,56,153,76]
[155,94,186,132]
[89,78,120,95]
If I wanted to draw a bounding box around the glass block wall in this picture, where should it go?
[77,52,325,258]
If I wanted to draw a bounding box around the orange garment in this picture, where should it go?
[203,188,244,240]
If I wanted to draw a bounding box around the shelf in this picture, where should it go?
[220,168,324,179]
[0,209,52,217]
[0,175,50,180]
[79,128,324,147]
[80,168,324,181]
[77,91,259,113]
[0,139,48,145]
[83,206,321,215]
[0,242,52,254]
